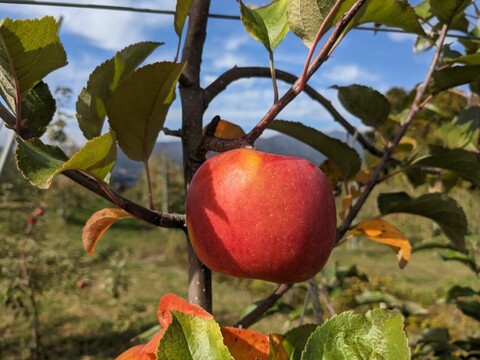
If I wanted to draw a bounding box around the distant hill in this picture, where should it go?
[112,132,363,185]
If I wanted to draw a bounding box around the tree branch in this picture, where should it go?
[336,23,451,242]
[0,104,186,229]
[245,0,369,143]
[205,66,384,158]
[66,171,186,228]
[233,283,293,328]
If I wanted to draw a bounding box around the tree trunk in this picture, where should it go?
[179,0,212,312]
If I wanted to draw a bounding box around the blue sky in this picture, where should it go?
[0,0,434,145]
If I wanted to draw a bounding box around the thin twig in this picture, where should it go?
[234,283,293,328]
[336,23,451,241]
[163,127,183,138]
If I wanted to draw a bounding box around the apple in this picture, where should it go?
[186,148,336,283]
[34,207,45,216]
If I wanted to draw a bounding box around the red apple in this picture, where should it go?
[34,207,45,216]
[186,148,336,283]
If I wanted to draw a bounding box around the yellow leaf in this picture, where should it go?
[339,194,352,220]
[82,208,132,256]
[350,219,411,269]
[320,159,342,187]
[354,169,372,185]
[349,185,361,199]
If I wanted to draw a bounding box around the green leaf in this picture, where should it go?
[456,300,480,321]
[0,17,67,112]
[440,249,479,273]
[446,285,479,302]
[240,0,289,51]
[430,65,480,94]
[444,52,480,66]
[414,1,432,20]
[15,137,69,189]
[437,122,479,152]
[174,0,194,38]
[287,0,424,48]
[286,0,335,48]
[378,192,467,252]
[15,131,116,189]
[268,120,361,180]
[301,309,409,360]
[405,145,480,187]
[430,0,471,25]
[350,0,425,36]
[76,41,162,139]
[156,311,233,360]
[107,61,186,161]
[282,324,318,360]
[21,81,56,137]
[333,85,390,128]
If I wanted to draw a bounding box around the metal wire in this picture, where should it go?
[0,0,479,41]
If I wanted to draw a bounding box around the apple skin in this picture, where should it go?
[186,148,336,283]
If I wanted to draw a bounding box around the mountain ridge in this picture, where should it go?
[112,132,363,185]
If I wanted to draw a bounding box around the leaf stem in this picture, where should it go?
[268,49,279,103]
[143,157,156,210]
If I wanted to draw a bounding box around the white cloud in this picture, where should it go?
[211,53,250,70]
[0,1,175,51]
[387,32,416,42]
[322,64,379,84]
[224,35,250,51]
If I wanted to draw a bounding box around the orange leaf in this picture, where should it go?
[141,330,165,358]
[350,219,411,269]
[221,326,269,360]
[203,119,246,139]
[157,293,214,328]
[339,194,353,220]
[115,345,147,360]
[354,169,372,185]
[82,208,132,256]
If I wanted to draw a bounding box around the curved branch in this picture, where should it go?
[205,66,384,158]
